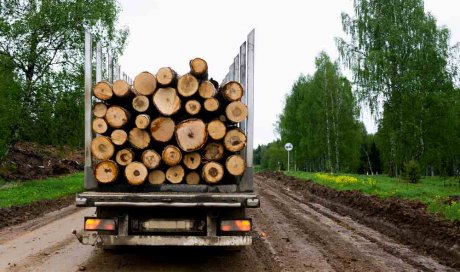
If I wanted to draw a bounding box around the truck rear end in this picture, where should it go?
[76,30,258,247]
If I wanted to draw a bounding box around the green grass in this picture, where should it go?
[286,171,460,222]
[0,172,84,208]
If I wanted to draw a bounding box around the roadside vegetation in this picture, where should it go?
[0,173,83,208]
[286,171,460,221]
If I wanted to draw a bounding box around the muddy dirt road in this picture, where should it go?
[0,175,456,272]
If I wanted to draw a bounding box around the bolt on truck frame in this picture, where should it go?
[75,30,259,247]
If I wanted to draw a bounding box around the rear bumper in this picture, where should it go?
[79,232,252,247]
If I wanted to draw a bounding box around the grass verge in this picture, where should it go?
[0,172,83,208]
[286,171,460,222]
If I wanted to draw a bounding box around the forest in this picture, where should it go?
[256,0,460,178]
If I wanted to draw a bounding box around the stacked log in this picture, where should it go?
[91,58,248,186]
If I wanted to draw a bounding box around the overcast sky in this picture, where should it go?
[117,0,460,148]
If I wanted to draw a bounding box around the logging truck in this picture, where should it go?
[75,30,259,248]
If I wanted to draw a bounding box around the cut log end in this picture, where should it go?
[142,149,161,169]
[166,165,185,184]
[202,162,224,184]
[93,81,113,100]
[92,118,108,134]
[224,129,247,152]
[203,98,219,112]
[128,128,151,149]
[183,152,201,170]
[153,87,181,116]
[111,129,128,146]
[203,142,224,161]
[133,71,157,96]
[156,67,176,86]
[226,155,246,176]
[113,80,132,97]
[150,117,175,143]
[105,106,129,128]
[115,148,134,166]
[135,114,151,129]
[185,100,201,115]
[190,58,208,78]
[91,136,115,160]
[175,119,207,152]
[185,172,200,185]
[93,102,108,118]
[177,74,199,97]
[226,101,248,123]
[132,95,150,113]
[207,120,226,140]
[222,81,244,101]
[94,161,118,184]
[125,162,148,186]
[198,81,216,99]
[148,170,166,185]
[162,145,182,166]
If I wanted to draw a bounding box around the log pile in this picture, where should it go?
[91,58,247,186]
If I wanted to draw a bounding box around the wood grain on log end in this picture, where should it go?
[125,161,148,185]
[177,74,199,97]
[93,102,107,118]
[226,155,246,176]
[92,118,108,134]
[93,81,113,100]
[183,152,201,170]
[198,81,216,99]
[166,165,185,184]
[226,101,248,123]
[185,172,200,185]
[105,106,129,128]
[207,119,226,140]
[128,128,151,149]
[156,67,176,86]
[203,142,224,161]
[132,95,150,113]
[190,58,208,78]
[162,145,182,166]
[185,100,201,115]
[150,117,175,142]
[148,170,166,185]
[115,148,134,166]
[221,81,244,101]
[204,98,219,112]
[91,136,115,160]
[113,79,132,97]
[133,71,157,96]
[111,129,128,146]
[175,119,207,152]
[94,160,118,184]
[135,114,151,129]
[202,162,224,184]
[224,129,247,152]
[153,87,181,116]
[142,149,161,170]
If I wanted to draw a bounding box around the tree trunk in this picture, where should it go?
[132,95,150,113]
[189,58,208,79]
[204,98,219,112]
[135,114,151,129]
[202,162,224,184]
[94,160,118,184]
[156,67,177,87]
[226,155,246,176]
[224,129,247,152]
[113,79,133,97]
[141,149,161,169]
[198,81,216,99]
[162,145,182,166]
[105,106,130,128]
[175,119,207,152]
[111,129,128,146]
[128,128,151,149]
[153,87,181,115]
[225,101,248,123]
[148,170,166,185]
[92,118,108,134]
[185,172,200,185]
[125,161,148,185]
[133,71,157,96]
[93,102,108,118]
[177,74,199,97]
[207,119,226,140]
[203,142,225,161]
[150,117,175,143]
[91,136,115,160]
[93,81,113,101]
[183,152,201,170]
[116,148,134,166]
[166,165,185,184]
[221,81,244,101]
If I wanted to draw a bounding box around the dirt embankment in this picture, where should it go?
[259,171,460,269]
[0,142,83,180]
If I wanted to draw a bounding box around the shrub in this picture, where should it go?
[403,160,421,183]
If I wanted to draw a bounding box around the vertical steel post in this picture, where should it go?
[239,42,247,135]
[234,55,240,82]
[96,42,102,82]
[108,48,113,83]
[246,29,255,168]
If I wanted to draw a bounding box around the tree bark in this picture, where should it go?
[203,142,224,161]
[111,129,128,146]
[94,160,118,184]
[91,136,115,160]
[198,81,216,99]
[148,170,166,185]
[141,149,161,169]
[133,71,157,96]
[185,100,201,115]
[128,128,151,149]
[175,119,207,152]
[135,114,151,129]
[150,117,175,143]
[93,81,113,101]
[225,101,247,123]
[153,87,181,116]
[185,172,200,185]
[156,67,177,87]
[204,98,219,112]
[132,95,150,113]
[177,74,199,97]
[116,148,134,166]
[202,162,224,184]
[125,161,148,185]
[92,118,108,134]
[207,119,226,140]
[189,58,208,79]
[183,152,201,170]
[221,81,244,101]
[105,106,130,128]
[226,155,245,176]
[166,165,185,184]
[113,79,133,97]
[224,129,247,152]
[162,145,182,166]
[93,102,107,118]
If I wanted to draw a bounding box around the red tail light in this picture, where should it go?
[84,218,117,231]
[220,219,251,232]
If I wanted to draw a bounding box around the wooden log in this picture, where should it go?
[94,160,118,184]
[185,172,200,185]
[133,71,157,96]
[202,162,224,184]
[189,58,208,79]
[128,128,151,149]
[113,79,133,97]
[166,165,185,184]
[198,81,216,99]
[224,128,247,152]
[93,81,113,101]
[132,95,150,113]
[185,100,201,115]
[125,161,148,185]
[92,118,108,134]
[141,149,161,169]
[177,74,199,97]
[93,102,107,118]
[153,87,181,116]
[221,81,244,101]
[150,117,175,143]
[207,119,226,140]
[111,129,128,146]
[115,148,134,166]
[105,106,130,128]
[91,136,115,160]
[183,152,201,170]
[226,101,248,123]
[203,98,219,112]
[135,114,151,129]
[156,67,177,87]
[203,142,224,161]
[175,119,207,152]
[226,155,246,176]
[148,170,166,185]
[219,114,227,122]
[162,145,182,166]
